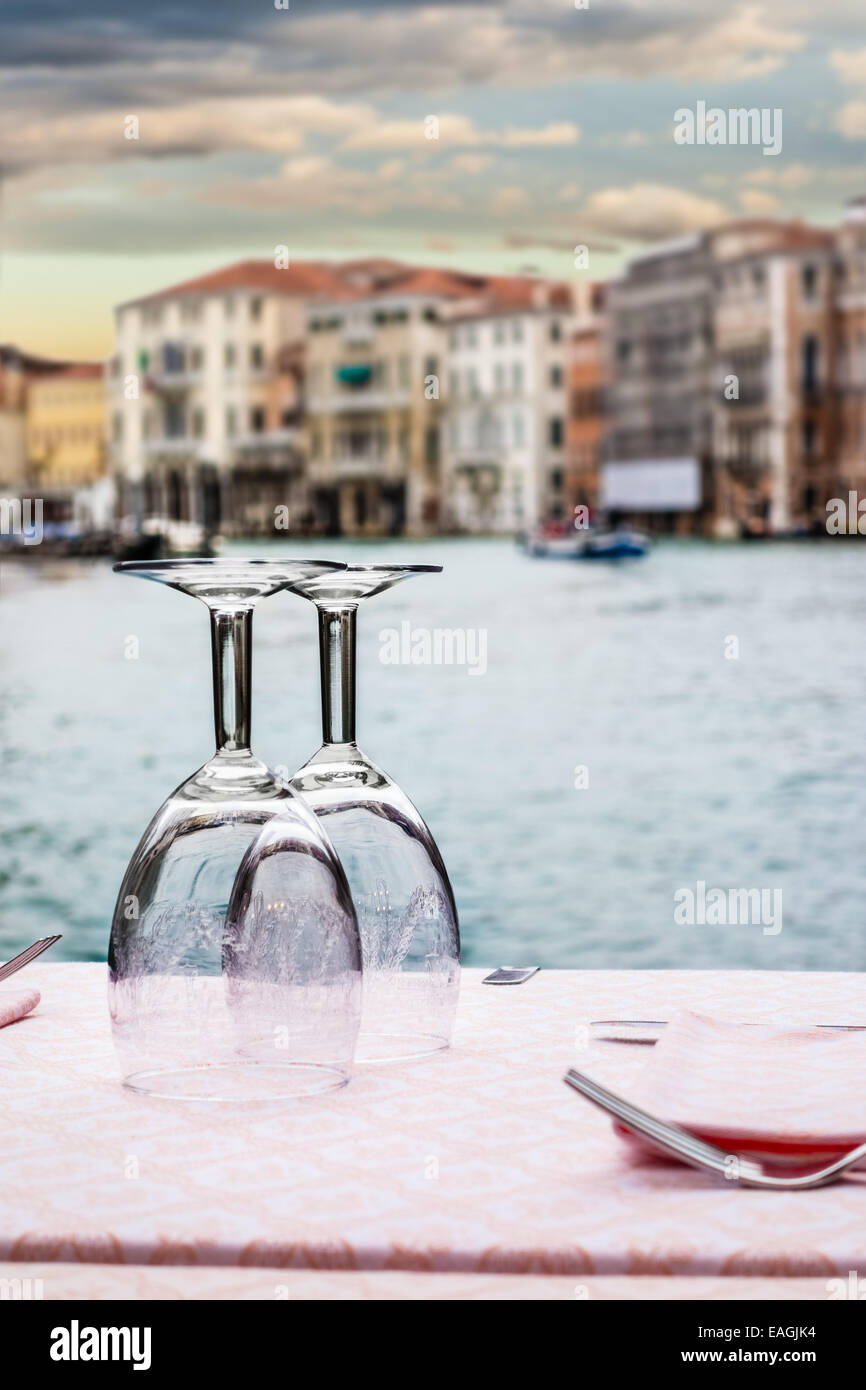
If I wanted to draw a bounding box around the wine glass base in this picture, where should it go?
[355,1030,450,1065]
[122,1060,350,1101]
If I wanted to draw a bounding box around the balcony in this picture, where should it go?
[307,387,412,414]
[147,370,203,393]
[234,428,301,449]
[143,438,204,460]
[310,449,405,481]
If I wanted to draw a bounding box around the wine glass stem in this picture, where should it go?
[318,606,356,745]
[210,607,252,754]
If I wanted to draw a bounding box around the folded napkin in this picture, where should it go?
[0,988,40,1029]
[619,1010,866,1164]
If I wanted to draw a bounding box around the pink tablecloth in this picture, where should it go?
[2,963,866,1279]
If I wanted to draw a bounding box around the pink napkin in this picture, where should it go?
[619,1011,866,1164]
[0,988,40,1029]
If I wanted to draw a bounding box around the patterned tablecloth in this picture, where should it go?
[1,964,865,1282]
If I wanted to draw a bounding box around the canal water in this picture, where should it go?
[2,537,865,971]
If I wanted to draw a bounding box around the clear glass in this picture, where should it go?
[237,565,461,1064]
[108,558,363,1101]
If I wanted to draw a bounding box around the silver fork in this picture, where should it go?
[563,1067,866,1189]
[0,935,62,984]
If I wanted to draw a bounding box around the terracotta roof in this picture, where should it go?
[34,363,105,382]
[0,344,71,374]
[119,259,349,308]
[444,276,574,320]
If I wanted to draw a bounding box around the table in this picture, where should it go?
[2,964,865,1292]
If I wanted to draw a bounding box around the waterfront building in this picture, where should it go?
[0,346,69,500]
[565,282,607,523]
[305,266,492,535]
[108,260,348,535]
[440,278,573,533]
[832,196,866,528]
[601,234,715,535]
[710,220,836,536]
[26,364,108,526]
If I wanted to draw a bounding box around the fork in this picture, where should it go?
[0,935,62,984]
[563,1067,866,1189]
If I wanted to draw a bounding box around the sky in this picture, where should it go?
[2,0,866,359]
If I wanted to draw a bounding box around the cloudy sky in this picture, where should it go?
[2,0,866,357]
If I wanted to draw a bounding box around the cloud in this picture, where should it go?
[2,95,375,172]
[829,47,866,83]
[739,188,781,214]
[489,186,530,214]
[834,102,866,140]
[744,162,813,188]
[450,154,493,174]
[582,183,727,240]
[340,116,578,153]
[500,123,579,148]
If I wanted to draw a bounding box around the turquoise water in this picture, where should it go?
[2,537,865,971]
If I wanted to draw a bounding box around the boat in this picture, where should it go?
[523,520,649,561]
[112,516,219,561]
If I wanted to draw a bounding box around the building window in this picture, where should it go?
[190,346,204,371]
[802,336,819,393]
[226,407,236,437]
[511,320,524,343]
[250,406,266,434]
[512,362,524,391]
[549,418,564,448]
[224,297,235,318]
[398,355,411,388]
[550,468,563,491]
[449,328,459,350]
[425,426,439,468]
[513,412,525,447]
[192,408,205,438]
[224,344,236,369]
[550,365,562,388]
[550,320,562,342]
[424,355,438,379]
[801,264,818,301]
[802,417,816,458]
[250,344,264,370]
[494,322,505,346]
[250,297,263,321]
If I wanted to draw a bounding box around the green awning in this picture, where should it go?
[335,364,372,386]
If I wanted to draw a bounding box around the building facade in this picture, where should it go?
[710,221,836,536]
[602,235,715,534]
[565,282,607,523]
[109,261,348,535]
[440,280,573,533]
[304,272,453,535]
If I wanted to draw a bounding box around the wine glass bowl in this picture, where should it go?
[262,562,462,1064]
[108,557,363,1101]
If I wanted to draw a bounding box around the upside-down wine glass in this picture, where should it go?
[228,564,460,1064]
[108,558,362,1101]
